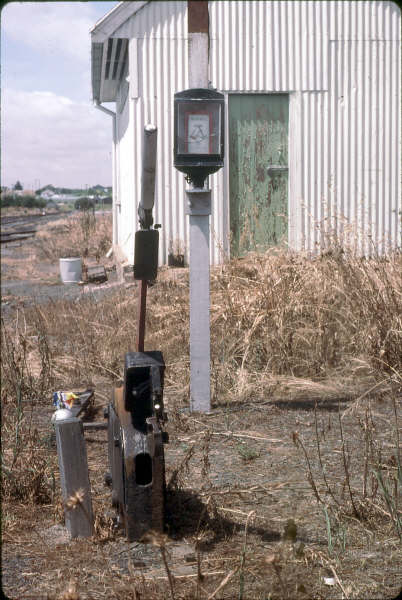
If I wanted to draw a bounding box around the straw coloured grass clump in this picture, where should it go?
[206,249,402,403]
[1,316,57,505]
[2,248,400,406]
[35,212,112,260]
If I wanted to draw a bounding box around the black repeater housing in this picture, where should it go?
[174,88,224,188]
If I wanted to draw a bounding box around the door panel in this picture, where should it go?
[229,94,289,256]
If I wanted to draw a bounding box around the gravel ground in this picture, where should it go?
[1,210,120,316]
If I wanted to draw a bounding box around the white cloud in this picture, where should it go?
[0,2,119,188]
[1,88,114,188]
[1,2,96,64]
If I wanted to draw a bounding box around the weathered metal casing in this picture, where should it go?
[134,229,159,281]
[123,351,165,418]
[107,399,124,510]
[107,351,167,541]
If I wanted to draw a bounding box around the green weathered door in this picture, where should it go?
[229,94,289,256]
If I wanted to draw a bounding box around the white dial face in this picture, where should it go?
[187,113,210,154]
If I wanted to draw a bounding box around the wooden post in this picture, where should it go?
[54,417,94,538]
[187,1,211,412]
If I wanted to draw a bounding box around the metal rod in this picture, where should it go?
[137,279,148,352]
[83,421,108,431]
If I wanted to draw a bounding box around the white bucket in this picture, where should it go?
[59,257,82,284]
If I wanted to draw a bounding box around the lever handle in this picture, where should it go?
[267,165,288,176]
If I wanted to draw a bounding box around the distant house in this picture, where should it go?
[91,1,401,264]
[51,194,77,202]
[41,190,55,200]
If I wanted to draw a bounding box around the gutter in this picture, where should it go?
[94,100,118,247]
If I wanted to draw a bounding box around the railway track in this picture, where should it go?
[1,211,73,244]
[1,231,36,243]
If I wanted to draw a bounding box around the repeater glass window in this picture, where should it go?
[177,101,221,155]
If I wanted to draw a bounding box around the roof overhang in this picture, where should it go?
[91,1,148,103]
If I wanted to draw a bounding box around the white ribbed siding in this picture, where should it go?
[114,0,229,264]
[324,39,401,254]
[113,0,400,262]
[210,1,329,92]
[114,1,190,264]
[115,87,134,260]
[209,0,401,254]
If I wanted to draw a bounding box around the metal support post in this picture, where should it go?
[137,279,147,352]
[180,0,214,413]
[54,417,94,538]
[186,188,211,412]
[135,125,158,353]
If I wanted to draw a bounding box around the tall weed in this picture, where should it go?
[1,314,57,504]
[35,212,112,260]
[209,249,401,402]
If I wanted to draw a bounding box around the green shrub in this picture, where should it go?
[0,194,46,209]
[75,196,95,211]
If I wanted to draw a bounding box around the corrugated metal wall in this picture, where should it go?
[210,0,330,92]
[115,84,133,259]
[210,0,401,255]
[114,0,401,262]
[114,1,191,264]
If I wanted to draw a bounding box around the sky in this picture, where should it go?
[1,1,119,190]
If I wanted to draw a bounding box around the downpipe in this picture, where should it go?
[94,100,118,247]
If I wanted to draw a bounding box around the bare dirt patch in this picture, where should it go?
[1,211,116,315]
[2,394,401,599]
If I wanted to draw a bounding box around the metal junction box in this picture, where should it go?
[107,351,167,541]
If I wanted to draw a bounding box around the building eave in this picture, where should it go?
[91,1,148,103]
[90,1,148,43]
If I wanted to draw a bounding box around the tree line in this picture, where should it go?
[1,194,46,209]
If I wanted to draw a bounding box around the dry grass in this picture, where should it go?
[1,206,58,217]
[208,248,401,402]
[1,242,401,599]
[35,211,112,261]
[2,212,113,286]
[1,310,57,505]
[8,246,398,402]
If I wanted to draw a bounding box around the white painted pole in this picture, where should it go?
[186,189,211,412]
[187,3,211,412]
